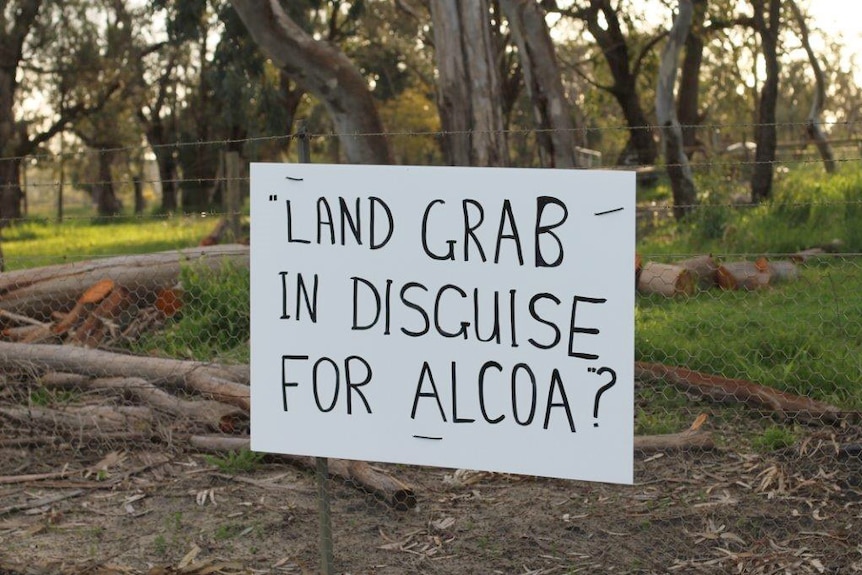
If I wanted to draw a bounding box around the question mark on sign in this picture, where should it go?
[590,367,617,427]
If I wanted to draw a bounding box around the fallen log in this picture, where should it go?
[637,262,695,297]
[0,432,155,449]
[190,435,416,510]
[766,260,800,283]
[635,361,845,424]
[0,341,249,410]
[0,404,154,431]
[40,372,247,432]
[2,324,47,342]
[678,255,718,290]
[71,286,134,347]
[635,414,714,452]
[53,279,116,336]
[0,309,46,327]
[716,260,771,290]
[0,244,249,321]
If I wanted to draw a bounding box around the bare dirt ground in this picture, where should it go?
[1,409,861,575]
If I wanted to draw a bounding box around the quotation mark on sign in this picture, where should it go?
[268,194,278,201]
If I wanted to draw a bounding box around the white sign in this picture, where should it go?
[250,163,635,484]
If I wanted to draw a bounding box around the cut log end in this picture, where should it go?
[716,261,771,290]
[637,262,695,297]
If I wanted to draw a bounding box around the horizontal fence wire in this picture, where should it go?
[0,124,861,574]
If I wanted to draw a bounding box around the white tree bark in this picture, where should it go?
[500,0,581,168]
[655,0,697,219]
[230,0,392,165]
[429,0,508,166]
[788,0,835,173]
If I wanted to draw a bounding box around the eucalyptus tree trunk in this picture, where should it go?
[429,0,508,167]
[230,0,392,165]
[751,0,781,203]
[656,0,697,219]
[500,0,580,168]
[0,0,42,225]
[788,0,835,173]
[677,0,707,156]
[582,0,658,167]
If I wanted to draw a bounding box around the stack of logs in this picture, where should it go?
[635,247,826,297]
[0,245,418,509]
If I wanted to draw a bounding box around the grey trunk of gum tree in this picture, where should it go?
[751,0,781,203]
[429,0,508,167]
[677,0,707,156]
[656,0,697,219]
[500,0,580,168]
[230,0,392,165]
[788,0,835,173]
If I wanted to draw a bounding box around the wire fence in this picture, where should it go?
[0,126,861,574]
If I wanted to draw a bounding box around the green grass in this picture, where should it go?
[204,449,264,474]
[638,163,862,255]
[134,260,250,362]
[633,162,862,412]
[636,259,862,409]
[751,425,798,452]
[2,214,215,270]
[4,162,860,423]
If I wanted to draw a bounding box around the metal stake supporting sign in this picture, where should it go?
[296,120,335,575]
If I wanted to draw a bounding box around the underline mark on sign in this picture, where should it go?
[285,176,304,182]
[413,435,443,441]
[594,207,624,216]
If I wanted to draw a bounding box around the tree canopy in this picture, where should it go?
[1,0,857,221]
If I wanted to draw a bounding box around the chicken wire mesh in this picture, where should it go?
[0,141,861,574]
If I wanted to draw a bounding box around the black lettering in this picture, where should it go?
[369,196,394,249]
[345,355,373,414]
[511,363,537,426]
[411,362,447,422]
[400,282,430,337]
[535,196,568,267]
[544,369,576,432]
[317,197,335,244]
[339,197,361,245]
[435,284,469,339]
[312,357,340,412]
[463,199,487,262]
[478,361,505,424]
[451,361,475,423]
[281,355,308,412]
[383,279,393,335]
[495,199,524,265]
[296,273,318,322]
[286,200,310,244]
[351,277,381,330]
[422,199,455,260]
[568,296,607,360]
[473,288,501,344]
[279,272,317,322]
[528,293,561,350]
[509,289,519,348]
[279,271,290,319]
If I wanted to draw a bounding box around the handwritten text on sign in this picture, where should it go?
[250,164,635,484]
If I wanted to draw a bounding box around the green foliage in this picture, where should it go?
[2,216,213,270]
[204,450,263,474]
[635,384,691,435]
[640,163,862,255]
[29,388,77,407]
[138,260,249,362]
[636,261,862,410]
[213,522,249,540]
[752,425,797,452]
